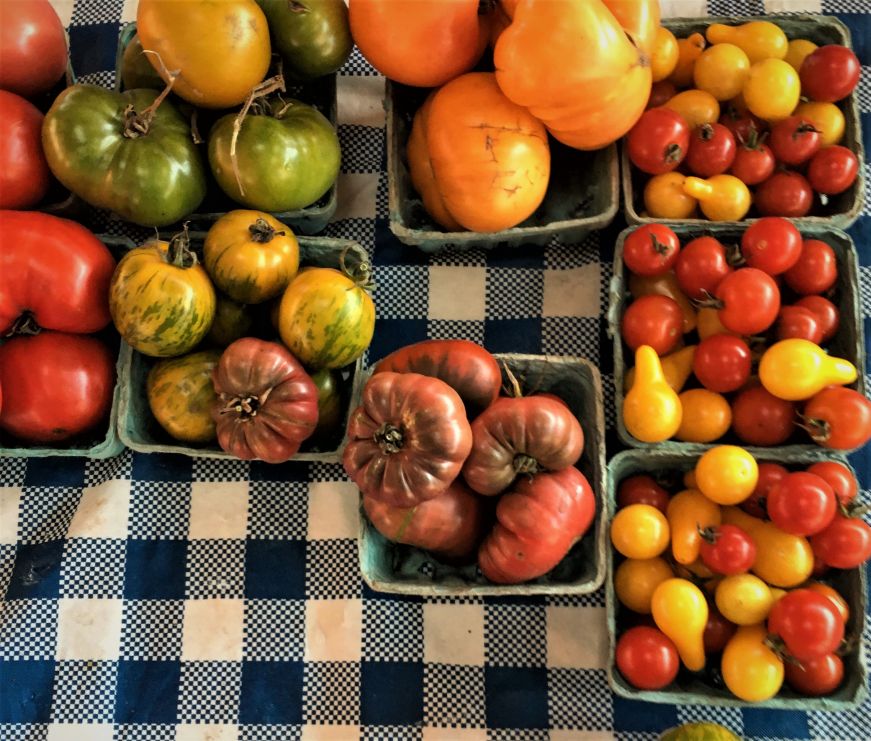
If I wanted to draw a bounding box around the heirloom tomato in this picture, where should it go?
[344,373,473,508]
[800,45,861,103]
[308,368,343,449]
[785,654,844,696]
[803,387,871,450]
[626,109,690,176]
[616,627,679,691]
[617,475,670,514]
[674,236,733,301]
[610,504,670,560]
[807,146,859,195]
[206,296,254,348]
[119,35,163,91]
[621,295,683,356]
[722,624,784,702]
[0,91,50,209]
[731,385,795,447]
[0,0,67,98]
[615,557,674,614]
[811,513,871,569]
[806,461,857,507]
[740,217,802,276]
[794,296,839,343]
[147,350,221,444]
[602,0,660,55]
[767,589,844,662]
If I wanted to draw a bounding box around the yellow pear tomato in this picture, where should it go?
[614,557,674,614]
[675,389,731,443]
[706,21,788,64]
[652,578,708,672]
[696,445,758,505]
[722,624,784,701]
[715,574,774,625]
[759,339,857,401]
[625,345,696,393]
[623,345,683,443]
[683,175,751,221]
[669,32,706,88]
[644,172,698,220]
[743,58,801,122]
[611,504,670,559]
[667,488,722,565]
[693,43,751,101]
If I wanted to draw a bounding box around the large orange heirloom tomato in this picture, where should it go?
[494,0,652,150]
[136,0,271,109]
[349,0,488,87]
[407,72,550,233]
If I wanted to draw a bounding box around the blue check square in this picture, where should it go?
[131,452,193,483]
[742,707,810,739]
[367,319,428,363]
[5,541,63,600]
[245,540,306,599]
[360,661,423,726]
[484,318,542,355]
[0,659,56,723]
[239,660,304,725]
[485,666,548,729]
[123,540,187,600]
[114,660,181,724]
[24,457,85,488]
[612,695,678,733]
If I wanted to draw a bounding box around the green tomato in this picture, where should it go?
[206,295,254,348]
[307,368,344,449]
[120,35,164,91]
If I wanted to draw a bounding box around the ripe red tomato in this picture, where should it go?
[769,116,822,165]
[703,605,737,653]
[729,139,775,185]
[806,461,858,507]
[802,387,871,450]
[648,81,677,109]
[674,236,733,300]
[0,0,68,98]
[731,386,795,448]
[719,106,766,143]
[783,239,837,296]
[685,123,736,177]
[805,583,850,624]
[615,626,680,690]
[767,589,845,662]
[617,474,670,514]
[785,653,844,696]
[811,514,871,569]
[621,295,683,355]
[800,45,861,103]
[794,296,839,343]
[776,306,823,344]
[0,91,50,209]
[626,108,691,175]
[699,524,756,576]
[693,334,751,393]
[0,331,115,443]
[623,224,681,277]
[741,462,788,518]
[807,146,859,195]
[767,472,837,537]
[741,217,802,276]
[755,171,814,218]
[715,268,780,335]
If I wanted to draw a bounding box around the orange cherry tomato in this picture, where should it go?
[669,32,706,88]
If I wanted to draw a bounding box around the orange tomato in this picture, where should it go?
[669,32,706,88]
[602,0,661,55]
[650,27,680,82]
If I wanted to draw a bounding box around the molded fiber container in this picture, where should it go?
[114,22,338,235]
[622,14,864,229]
[607,224,865,452]
[386,80,619,252]
[606,448,868,710]
[118,234,366,462]
[358,353,607,596]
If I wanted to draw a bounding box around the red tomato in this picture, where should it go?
[807,146,859,195]
[794,296,839,343]
[755,171,814,218]
[732,386,796,447]
[767,472,837,537]
[811,514,871,569]
[806,461,858,507]
[800,45,861,103]
[699,524,756,576]
[693,334,751,393]
[784,239,837,296]
[615,626,680,690]
[729,139,775,186]
[719,107,766,144]
[674,236,733,300]
[0,0,67,98]
[623,224,681,277]
[0,91,50,209]
[617,474,670,514]
[685,123,736,177]
[0,331,115,443]
[715,268,780,335]
[769,116,822,165]
[741,461,788,518]
[767,589,844,662]
[626,108,690,175]
[805,582,850,624]
[803,387,871,450]
[647,80,677,109]
[812,553,830,578]
[785,653,844,696]
[776,306,823,344]
[740,217,802,276]
[621,295,683,355]
[703,605,737,653]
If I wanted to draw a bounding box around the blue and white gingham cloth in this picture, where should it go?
[1,1,869,739]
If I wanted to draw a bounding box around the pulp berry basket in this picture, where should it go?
[607,223,865,452]
[0,236,133,459]
[358,354,607,596]
[386,80,619,253]
[622,14,864,229]
[606,448,868,710]
[117,233,366,463]
[113,22,338,235]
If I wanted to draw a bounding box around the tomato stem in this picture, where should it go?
[501,363,524,398]
[513,453,540,476]
[796,413,831,445]
[220,387,272,420]
[6,312,41,337]
[165,223,198,269]
[374,423,404,453]
[249,218,284,243]
[340,246,376,291]
[122,52,180,139]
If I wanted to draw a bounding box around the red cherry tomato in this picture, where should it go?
[769,116,822,165]
[674,236,733,300]
[776,306,823,344]
[767,589,845,663]
[621,295,683,355]
[811,513,871,569]
[741,217,802,276]
[732,386,796,448]
[794,296,840,343]
[783,239,838,296]
[785,653,844,697]
[767,472,837,537]
[623,224,681,277]
[617,474,670,514]
[806,461,858,507]
[729,139,775,186]
[626,108,691,175]
[699,524,757,576]
[615,626,680,691]
[685,123,736,177]
[715,267,780,335]
[802,387,871,450]
[719,106,766,144]
[812,553,830,578]
[693,334,751,393]
[0,0,68,98]
[805,583,850,624]
[741,462,788,518]
[648,81,678,109]
[800,45,861,103]
[0,90,51,209]
[755,171,814,218]
[703,605,737,653]
[807,146,859,196]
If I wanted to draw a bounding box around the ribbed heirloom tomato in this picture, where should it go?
[0,91,50,210]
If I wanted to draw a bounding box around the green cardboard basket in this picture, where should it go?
[607,223,865,452]
[622,14,864,229]
[358,353,607,596]
[606,448,868,710]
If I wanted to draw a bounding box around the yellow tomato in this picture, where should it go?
[697,307,740,339]
[794,101,845,147]
[683,469,697,489]
[696,445,758,505]
[706,21,788,64]
[669,32,706,88]
[770,587,788,604]
[693,43,751,101]
[675,389,731,443]
[623,345,683,443]
[664,89,721,129]
[743,59,801,122]
[651,27,679,82]
[625,345,696,393]
[784,39,818,72]
[667,489,721,565]
[759,339,857,401]
[715,574,774,626]
[644,172,698,220]
[614,557,674,614]
[722,624,784,701]
[652,578,708,671]
[683,175,751,221]
[610,503,670,559]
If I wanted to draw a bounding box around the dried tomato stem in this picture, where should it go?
[122,51,179,139]
[249,217,284,243]
[6,312,41,337]
[339,246,375,291]
[374,423,404,453]
[513,453,540,476]
[165,223,197,268]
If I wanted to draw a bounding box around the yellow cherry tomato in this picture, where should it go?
[628,272,697,334]
[715,574,774,626]
[722,624,784,701]
[644,172,698,220]
[625,345,696,393]
[623,345,683,443]
[697,307,740,339]
[667,489,722,565]
[651,27,679,82]
[770,587,788,604]
[683,469,697,489]
[683,175,751,221]
[759,339,857,401]
[743,59,801,122]
[675,389,732,443]
[669,32,706,88]
[652,578,708,672]
[614,557,674,614]
[696,445,758,505]
[611,503,670,559]
[794,101,845,147]
[664,89,721,130]
[706,21,788,64]
[784,39,818,72]
[693,43,751,101]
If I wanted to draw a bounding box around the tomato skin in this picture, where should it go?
[147,350,221,444]
[675,389,731,443]
[626,108,690,175]
[685,123,736,177]
[621,295,683,355]
[715,573,773,625]
[785,653,844,696]
[803,387,871,450]
[767,472,837,537]
[0,332,115,444]
[769,116,821,165]
[741,217,802,276]
[611,504,670,560]
[623,225,681,277]
[776,306,823,344]
[741,462,787,518]
[696,446,758,506]
[806,461,857,507]
[715,268,780,335]
[693,334,751,393]
[719,107,766,144]
[767,589,844,663]
[731,385,796,448]
[627,272,697,334]
[615,557,674,613]
[0,0,67,98]
[648,80,677,108]
[700,525,756,576]
[644,172,698,220]
[800,45,861,103]
[807,145,859,195]
[784,240,837,296]
[617,475,670,514]
[729,140,775,186]
[794,296,839,344]
[674,237,733,300]
[722,624,784,702]
[811,514,871,569]
[755,171,814,218]
[703,606,737,653]
[0,91,50,209]
[806,582,850,624]
[616,626,679,690]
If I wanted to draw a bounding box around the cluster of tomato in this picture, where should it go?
[611,446,870,701]
[342,340,596,585]
[619,218,871,449]
[629,20,860,221]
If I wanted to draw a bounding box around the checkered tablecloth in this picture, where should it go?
[1,1,869,739]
